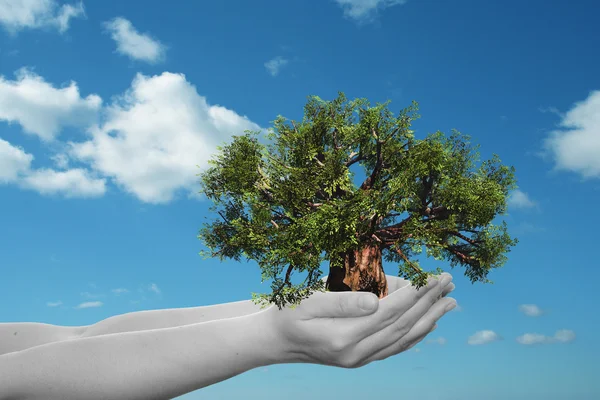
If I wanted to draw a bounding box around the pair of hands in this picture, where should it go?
[261,272,456,368]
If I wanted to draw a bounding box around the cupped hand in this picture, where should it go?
[261,272,456,369]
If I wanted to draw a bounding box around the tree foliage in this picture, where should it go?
[197,92,518,309]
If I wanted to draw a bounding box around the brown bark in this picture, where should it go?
[325,244,388,299]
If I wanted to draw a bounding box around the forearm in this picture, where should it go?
[0,312,281,400]
[80,300,265,338]
[0,323,86,356]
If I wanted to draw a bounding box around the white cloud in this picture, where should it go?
[0,137,104,197]
[67,71,266,204]
[112,288,129,295]
[103,17,166,63]
[516,329,575,345]
[0,67,102,141]
[538,106,564,118]
[75,301,103,309]
[426,337,447,345]
[51,153,69,169]
[148,283,161,294]
[543,90,600,179]
[46,300,62,307]
[467,330,502,345]
[554,329,576,343]
[333,0,407,24]
[1,69,268,203]
[0,138,33,183]
[20,168,106,198]
[264,56,288,77]
[80,291,102,299]
[513,222,545,235]
[508,189,537,210]
[518,304,543,317]
[0,0,85,35]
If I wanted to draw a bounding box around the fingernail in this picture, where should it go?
[444,301,457,312]
[441,274,452,286]
[359,295,378,311]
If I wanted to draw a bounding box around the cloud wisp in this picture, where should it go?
[75,301,103,309]
[508,190,538,210]
[0,0,85,35]
[103,17,166,64]
[426,337,447,345]
[467,330,502,345]
[264,56,289,77]
[333,0,408,24]
[516,329,575,345]
[148,283,161,295]
[518,304,544,317]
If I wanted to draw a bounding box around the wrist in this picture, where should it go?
[251,308,305,365]
[200,310,287,369]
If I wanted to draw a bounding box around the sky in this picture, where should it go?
[0,0,598,399]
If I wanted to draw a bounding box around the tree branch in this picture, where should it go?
[345,151,365,168]
[391,245,423,277]
[446,230,482,247]
[217,211,230,225]
[360,135,384,191]
[373,215,413,238]
[284,264,294,287]
[447,246,475,262]
[290,120,299,134]
[313,155,325,167]
[265,154,293,170]
[381,127,400,145]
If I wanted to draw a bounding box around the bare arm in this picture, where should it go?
[0,274,455,400]
[0,300,264,356]
[79,299,264,338]
[0,323,86,356]
[0,311,280,400]
[0,275,410,356]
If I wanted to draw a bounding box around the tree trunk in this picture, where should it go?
[325,244,388,298]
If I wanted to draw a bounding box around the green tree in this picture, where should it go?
[197,92,518,310]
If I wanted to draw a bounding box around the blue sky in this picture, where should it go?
[1,0,598,399]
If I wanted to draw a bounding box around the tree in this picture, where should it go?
[197,92,518,310]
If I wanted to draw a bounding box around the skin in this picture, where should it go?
[0,273,456,400]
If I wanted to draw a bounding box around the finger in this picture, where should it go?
[358,297,456,365]
[405,323,437,352]
[351,278,452,358]
[438,282,455,300]
[297,290,380,320]
[351,273,449,340]
[384,275,409,293]
[373,297,455,361]
[308,272,452,322]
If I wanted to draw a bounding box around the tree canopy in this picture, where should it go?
[197,92,518,309]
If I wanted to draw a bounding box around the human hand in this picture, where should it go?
[260,272,456,368]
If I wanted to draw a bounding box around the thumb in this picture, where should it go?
[304,291,379,319]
